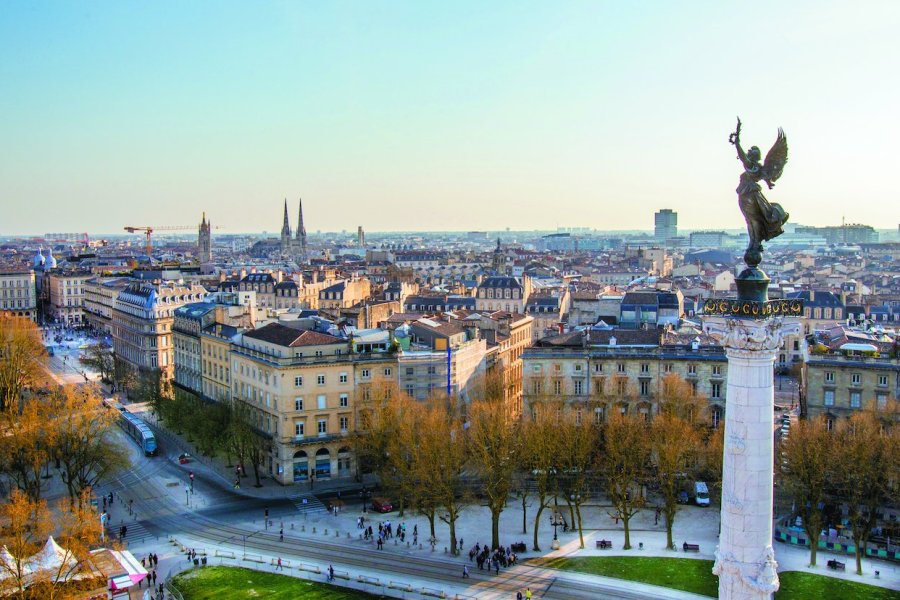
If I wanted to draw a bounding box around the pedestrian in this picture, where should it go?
[152,570,157,585]
[494,560,499,576]
[459,538,464,552]
[153,553,158,567]
[142,557,146,568]
[276,557,283,571]
[462,565,469,578]
[525,587,532,600]
[328,564,334,582]
[517,592,523,600]
[279,527,284,542]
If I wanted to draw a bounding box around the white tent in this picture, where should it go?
[0,545,28,582]
[27,537,73,577]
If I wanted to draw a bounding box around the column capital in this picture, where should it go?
[702,316,801,353]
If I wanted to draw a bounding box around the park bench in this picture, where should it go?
[827,559,845,571]
[596,540,613,549]
[682,542,700,553]
[511,542,527,553]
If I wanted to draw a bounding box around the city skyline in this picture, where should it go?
[2,1,899,235]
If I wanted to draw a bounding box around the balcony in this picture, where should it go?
[290,432,350,446]
[232,345,395,368]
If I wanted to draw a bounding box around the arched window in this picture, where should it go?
[292,451,308,482]
[315,448,331,479]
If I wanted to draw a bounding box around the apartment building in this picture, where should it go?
[111,281,207,378]
[83,276,132,334]
[802,333,899,426]
[0,270,37,321]
[47,271,92,326]
[522,328,728,427]
[230,322,395,485]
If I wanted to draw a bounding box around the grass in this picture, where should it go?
[776,571,900,600]
[538,557,900,599]
[170,566,382,600]
[539,556,718,597]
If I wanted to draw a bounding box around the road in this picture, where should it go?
[99,429,707,600]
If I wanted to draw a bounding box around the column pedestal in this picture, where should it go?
[703,316,800,600]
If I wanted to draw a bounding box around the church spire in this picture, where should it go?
[296,198,306,240]
[281,199,291,237]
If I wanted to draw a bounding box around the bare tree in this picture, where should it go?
[555,406,598,549]
[650,374,705,550]
[778,415,831,567]
[520,400,563,551]
[468,387,522,549]
[599,409,651,550]
[832,411,898,575]
[0,316,46,413]
[48,386,129,506]
[0,397,52,501]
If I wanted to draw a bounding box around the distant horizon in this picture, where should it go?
[2,2,899,235]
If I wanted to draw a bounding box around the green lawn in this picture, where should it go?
[538,557,899,599]
[539,556,718,597]
[777,571,900,600]
[170,566,382,600]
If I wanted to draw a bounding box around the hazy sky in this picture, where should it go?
[2,1,899,236]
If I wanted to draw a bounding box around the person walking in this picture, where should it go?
[328,564,334,582]
[276,557,283,571]
[279,527,284,542]
[462,565,469,579]
[525,587,532,600]
[151,570,157,586]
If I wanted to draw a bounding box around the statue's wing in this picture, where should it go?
[762,128,788,183]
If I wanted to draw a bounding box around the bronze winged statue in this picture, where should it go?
[729,117,789,268]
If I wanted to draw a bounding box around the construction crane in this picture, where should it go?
[124,225,195,256]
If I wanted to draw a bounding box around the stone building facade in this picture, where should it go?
[0,269,37,321]
[522,329,728,426]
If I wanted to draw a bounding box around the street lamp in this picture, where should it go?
[550,513,564,550]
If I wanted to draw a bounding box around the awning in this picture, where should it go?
[109,574,132,590]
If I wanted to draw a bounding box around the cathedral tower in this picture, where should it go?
[280,199,292,256]
[198,212,212,263]
[296,198,308,262]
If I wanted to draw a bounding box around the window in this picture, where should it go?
[617,363,625,373]
[340,394,348,407]
[877,375,888,387]
[575,409,582,426]
[850,391,861,408]
[340,416,349,432]
[294,422,304,437]
[711,383,721,399]
[593,363,602,373]
[339,372,348,384]
[554,364,562,372]
[594,407,604,424]
[825,371,834,383]
[317,374,326,385]
[294,376,303,387]
[532,380,542,395]
[361,369,371,379]
[532,364,542,373]
[877,393,888,409]
[317,395,327,410]
[553,380,562,395]
[574,364,583,372]
[405,384,414,396]
[427,365,437,375]
[574,380,583,395]
[595,379,604,395]
[851,373,861,385]
[712,366,721,376]
[314,350,323,357]
[640,380,650,396]
[383,368,392,376]
[640,363,649,373]
[688,364,697,375]
[317,419,328,435]
[406,367,414,376]
[616,380,627,395]
[824,390,834,406]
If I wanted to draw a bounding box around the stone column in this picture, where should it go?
[702,316,799,600]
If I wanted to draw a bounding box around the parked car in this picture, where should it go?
[371,497,393,513]
[694,481,710,507]
[677,491,690,505]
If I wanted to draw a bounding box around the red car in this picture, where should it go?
[371,497,393,513]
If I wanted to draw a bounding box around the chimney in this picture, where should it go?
[609,335,617,346]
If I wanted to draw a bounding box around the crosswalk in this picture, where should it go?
[106,518,157,546]
[288,493,328,516]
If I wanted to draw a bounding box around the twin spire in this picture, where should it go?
[280,198,308,260]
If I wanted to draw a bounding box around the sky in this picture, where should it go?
[1,1,899,236]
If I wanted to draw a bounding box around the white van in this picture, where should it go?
[694,481,710,506]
